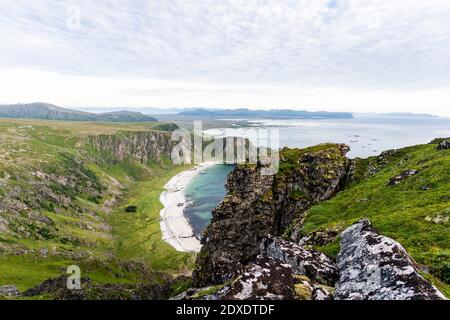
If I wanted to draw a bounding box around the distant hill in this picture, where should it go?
[378,112,439,119]
[179,108,353,119]
[0,103,158,122]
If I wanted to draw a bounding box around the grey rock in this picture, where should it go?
[0,285,20,297]
[260,235,338,286]
[0,217,8,233]
[335,219,446,300]
[296,228,340,247]
[171,286,231,301]
[437,139,450,150]
[386,169,419,186]
[225,257,296,300]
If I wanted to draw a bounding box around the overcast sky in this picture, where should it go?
[1,0,450,115]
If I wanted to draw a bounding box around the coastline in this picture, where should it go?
[159,162,217,253]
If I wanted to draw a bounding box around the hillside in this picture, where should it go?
[179,108,354,119]
[0,119,193,298]
[0,103,158,122]
[299,140,450,287]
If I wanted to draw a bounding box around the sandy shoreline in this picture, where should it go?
[159,162,217,253]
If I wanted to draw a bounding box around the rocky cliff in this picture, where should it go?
[193,143,351,286]
[335,219,445,300]
[182,219,445,300]
[189,140,449,300]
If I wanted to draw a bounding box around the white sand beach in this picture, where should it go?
[159,162,217,253]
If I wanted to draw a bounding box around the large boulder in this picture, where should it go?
[386,169,419,186]
[335,219,446,300]
[260,235,338,286]
[437,139,450,150]
[224,257,296,300]
[0,285,20,297]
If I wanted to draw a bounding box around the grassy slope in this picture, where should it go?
[301,142,450,296]
[107,161,195,275]
[0,119,193,292]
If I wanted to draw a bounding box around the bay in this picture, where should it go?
[184,164,235,237]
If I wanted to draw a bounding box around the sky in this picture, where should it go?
[1,0,450,116]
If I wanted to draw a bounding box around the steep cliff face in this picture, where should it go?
[87,131,174,163]
[193,143,351,286]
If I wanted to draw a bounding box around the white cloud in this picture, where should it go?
[0,0,449,114]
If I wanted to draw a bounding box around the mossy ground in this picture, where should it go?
[301,142,450,296]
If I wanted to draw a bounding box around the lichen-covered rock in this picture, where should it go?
[295,227,340,246]
[224,257,296,300]
[0,285,20,297]
[335,219,446,300]
[193,144,350,286]
[260,235,338,286]
[0,217,9,233]
[437,139,450,150]
[172,285,231,301]
[386,169,419,186]
[293,275,334,300]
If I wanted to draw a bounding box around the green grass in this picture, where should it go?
[0,255,153,292]
[0,119,195,295]
[0,255,74,291]
[301,143,450,294]
[109,163,195,275]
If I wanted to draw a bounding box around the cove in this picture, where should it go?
[183,164,235,238]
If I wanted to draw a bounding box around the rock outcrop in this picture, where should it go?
[437,139,450,150]
[295,228,340,246]
[335,219,446,300]
[224,257,296,300]
[193,144,350,286]
[87,131,174,163]
[0,285,20,297]
[386,169,419,186]
[260,235,338,286]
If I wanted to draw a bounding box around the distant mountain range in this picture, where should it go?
[0,103,158,122]
[373,112,439,118]
[179,108,354,119]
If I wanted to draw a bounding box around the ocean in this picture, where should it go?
[184,164,235,238]
[185,115,450,235]
[204,115,450,159]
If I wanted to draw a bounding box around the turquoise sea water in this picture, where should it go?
[184,164,235,238]
[185,116,450,236]
[204,116,450,158]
